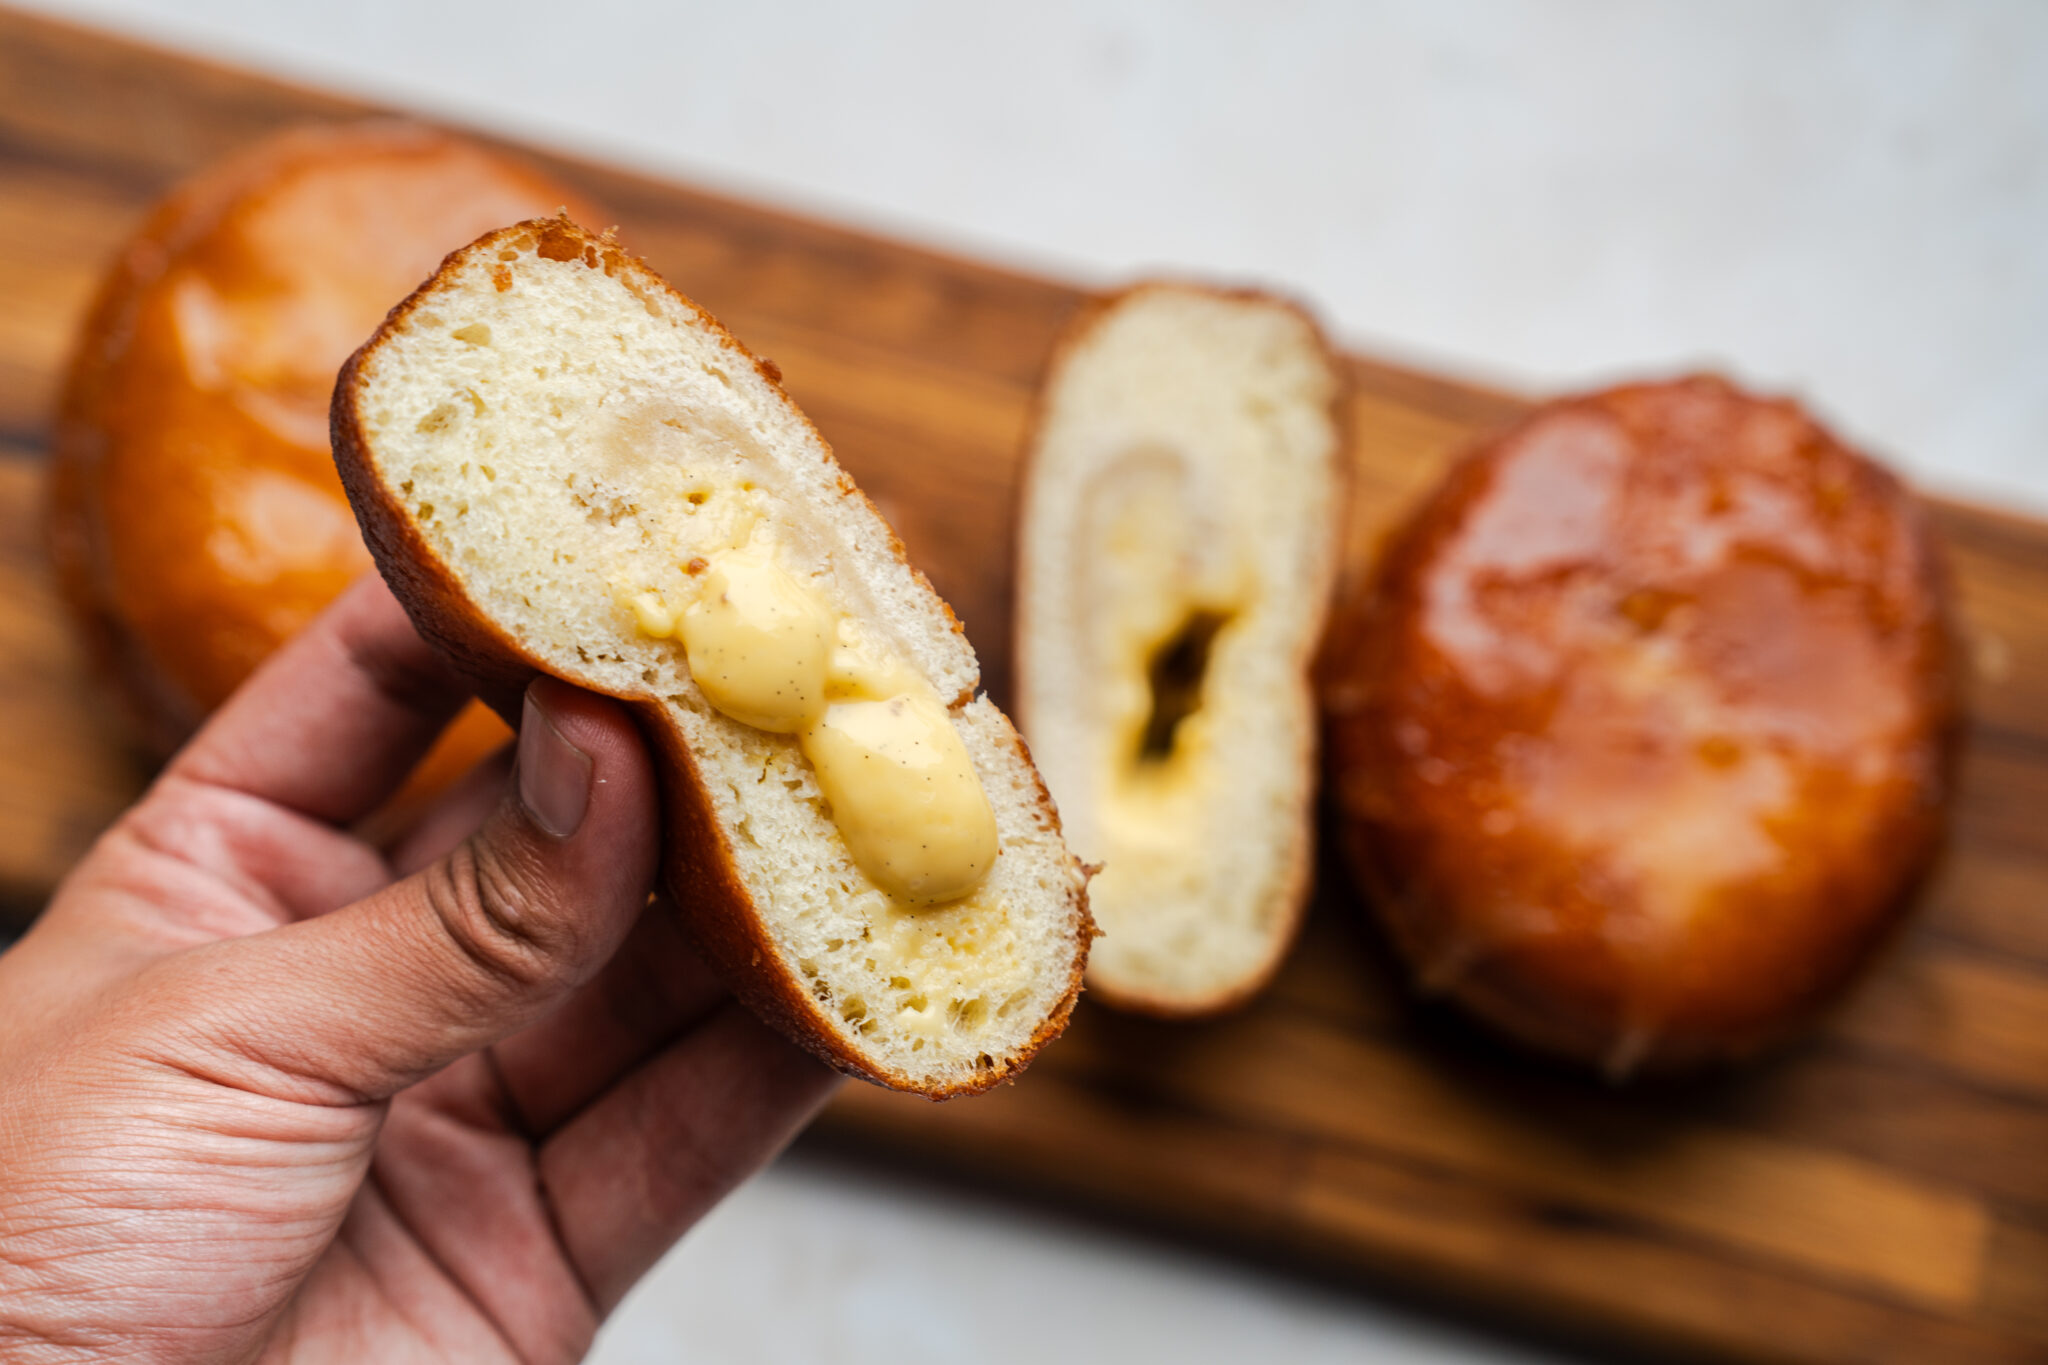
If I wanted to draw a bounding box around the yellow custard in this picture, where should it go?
[675,541,833,732]
[635,528,998,905]
[1082,456,1243,917]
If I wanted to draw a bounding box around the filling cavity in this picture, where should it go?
[631,510,998,906]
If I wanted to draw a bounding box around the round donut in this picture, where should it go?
[1321,376,1960,1076]
[50,122,602,801]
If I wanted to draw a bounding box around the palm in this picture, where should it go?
[0,580,834,1363]
[273,1063,594,1364]
[68,778,605,1364]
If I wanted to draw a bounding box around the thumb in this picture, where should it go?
[175,677,662,1104]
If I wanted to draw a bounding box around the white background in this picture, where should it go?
[19,3,2046,1361]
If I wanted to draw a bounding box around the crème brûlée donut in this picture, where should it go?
[1016,283,1346,1016]
[1320,376,1961,1077]
[330,216,1092,1094]
[49,121,601,809]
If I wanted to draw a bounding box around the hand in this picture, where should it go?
[0,577,839,1363]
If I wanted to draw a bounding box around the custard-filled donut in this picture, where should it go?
[1321,376,1960,1076]
[50,122,602,803]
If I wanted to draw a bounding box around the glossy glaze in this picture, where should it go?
[1322,377,1960,1075]
[51,124,598,771]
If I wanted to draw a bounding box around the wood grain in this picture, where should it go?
[1,8,2044,1362]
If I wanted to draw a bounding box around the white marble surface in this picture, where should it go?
[593,1154,1565,1365]
[18,3,2046,1361]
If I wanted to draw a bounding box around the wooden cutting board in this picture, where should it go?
[2,10,2044,1362]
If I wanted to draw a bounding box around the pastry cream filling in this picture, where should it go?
[670,540,832,733]
[861,892,1035,1038]
[634,520,999,906]
[1096,600,1237,892]
[1084,457,1243,912]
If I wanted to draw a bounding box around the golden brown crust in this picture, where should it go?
[1014,280,1350,1019]
[333,216,1089,1096]
[1321,375,1961,1076]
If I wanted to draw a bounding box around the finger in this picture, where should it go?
[537,1003,839,1311]
[488,899,728,1135]
[382,747,516,878]
[355,1077,600,1360]
[168,575,475,827]
[160,677,658,1103]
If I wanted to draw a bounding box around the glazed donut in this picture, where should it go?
[50,122,603,810]
[1321,376,1959,1076]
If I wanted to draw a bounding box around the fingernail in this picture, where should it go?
[519,682,593,838]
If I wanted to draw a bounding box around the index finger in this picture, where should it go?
[167,574,476,826]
